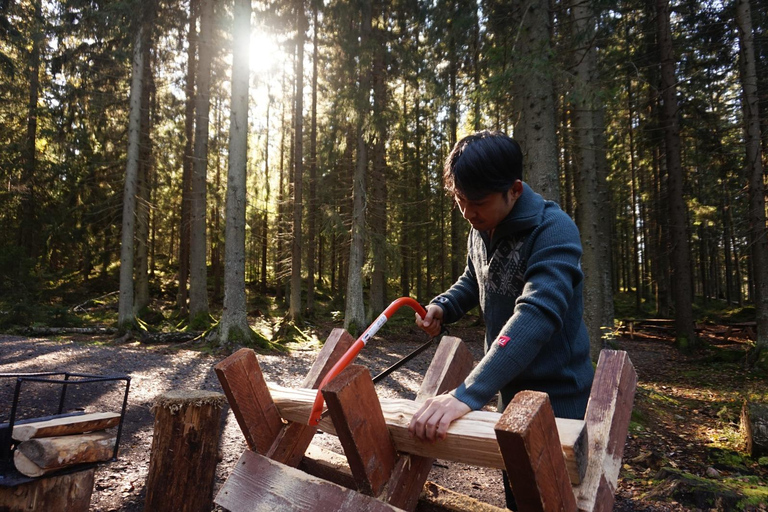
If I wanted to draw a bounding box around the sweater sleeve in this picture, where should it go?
[452,210,584,410]
[430,237,480,324]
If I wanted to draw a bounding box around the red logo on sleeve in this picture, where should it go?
[497,336,510,347]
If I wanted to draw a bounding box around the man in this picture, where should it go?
[409,131,594,507]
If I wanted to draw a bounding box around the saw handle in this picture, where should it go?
[307,297,427,426]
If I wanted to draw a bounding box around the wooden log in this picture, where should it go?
[268,382,587,484]
[0,467,96,512]
[417,481,507,512]
[495,391,577,512]
[214,449,403,512]
[573,350,637,512]
[266,328,355,466]
[384,335,474,511]
[214,348,285,454]
[322,364,398,496]
[11,412,121,442]
[144,389,226,512]
[741,400,768,458]
[13,432,116,477]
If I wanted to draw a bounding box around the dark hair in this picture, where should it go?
[443,130,523,200]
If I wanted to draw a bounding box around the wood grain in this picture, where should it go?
[267,382,587,484]
[14,432,115,477]
[214,449,403,512]
[322,364,397,496]
[384,335,474,511]
[495,391,577,512]
[266,328,355,466]
[214,348,285,454]
[0,467,96,512]
[573,350,637,512]
[11,412,121,442]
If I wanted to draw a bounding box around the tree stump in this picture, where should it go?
[144,389,227,512]
[0,467,95,512]
[741,400,768,457]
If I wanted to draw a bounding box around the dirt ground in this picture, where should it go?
[0,320,764,511]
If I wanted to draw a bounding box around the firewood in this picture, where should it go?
[11,412,120,442]
[13,431,116,477]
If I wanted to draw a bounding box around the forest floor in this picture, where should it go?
[1,314,767,511]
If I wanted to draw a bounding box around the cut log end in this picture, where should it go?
[152,389,227,413]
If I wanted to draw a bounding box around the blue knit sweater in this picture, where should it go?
[432,183,593,420]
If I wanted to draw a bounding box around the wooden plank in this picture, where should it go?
[322,364,398,496]
[298,445,507,512]
[13,432,115,477]
[495,391,577,512]
[573,350,637,512]
[384,336,474,511]
[0,467,95,512]
[268,383,587,484]
[214,348,285,454]
[11,412,120,442]
[266,328,355,466]
[214,449,403,512]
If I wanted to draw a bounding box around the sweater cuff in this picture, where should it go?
[450,383,488,411]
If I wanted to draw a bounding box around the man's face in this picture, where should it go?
[454,182,521,232]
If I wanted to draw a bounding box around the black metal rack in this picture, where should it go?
[0,372,130,486]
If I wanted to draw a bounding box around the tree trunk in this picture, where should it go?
[344,0,373,333]
[510,0,559,201]
[217,0,252,346]
[144,390,226,512]
[657,0,697,349]
[736,0,768,358]
[290,0,306,322]
[571,0,613,361]
[118,26,145,330]
[19,0,42,258]
[177,0,198,314]
[135,30,154,314]
[369,0,389,315]
[189,0,214,326]
[307,4,319,315]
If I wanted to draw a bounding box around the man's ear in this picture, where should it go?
[510,180,523,199]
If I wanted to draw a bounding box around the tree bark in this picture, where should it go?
[657,0,697,348]
[369,0,389,315]
[144,390,226,512]
[0,467,95,512]
[18,0,42,258]
[307,3,319,315]
[290,0,306,322]
[736,0,768,358]
[571,0,614,361]
[344,0,373,333]
[135,28,154,313]
[510,0,559,201]
[189,0,214,326]
[217,0,252,346]
[177,0,198,314]
[118,26,145,330]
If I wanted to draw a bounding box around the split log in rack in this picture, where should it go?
[214,328,637,512]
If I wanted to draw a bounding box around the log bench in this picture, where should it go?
[214,329,636,512]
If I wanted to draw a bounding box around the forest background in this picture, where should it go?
[0,0,767,358]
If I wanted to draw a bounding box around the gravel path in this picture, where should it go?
[0,327,507,511]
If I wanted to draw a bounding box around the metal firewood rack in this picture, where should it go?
[0,372,131,486]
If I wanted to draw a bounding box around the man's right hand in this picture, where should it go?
[416,304,443,337]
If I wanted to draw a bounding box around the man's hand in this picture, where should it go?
[415,304,443,338]
[408,393,471,443]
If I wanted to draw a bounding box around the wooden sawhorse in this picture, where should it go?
[213,328,636,512]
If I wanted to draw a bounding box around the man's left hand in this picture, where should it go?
[408,393,471,443]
